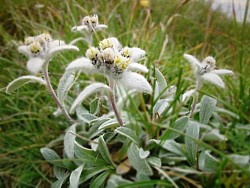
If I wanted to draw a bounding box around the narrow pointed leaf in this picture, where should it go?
[6,76,46,94]
[115,127,139,145]
[98,135,116,167]
[49,45,79,56]
[40,148,64,167]
[90,171,111,188]
[98,119,119,130]
[52,173,70,188]
[155,68,167,94]
[57,72,75,104]
[69,165,84,188]
[199,150,218,172]
[164,116,188,140]
[64,124,77,159]
[70,83,111,113]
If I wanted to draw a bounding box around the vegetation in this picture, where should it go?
[0,0,249,187]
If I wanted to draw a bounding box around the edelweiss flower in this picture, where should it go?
[184,54,233,88]
[18,33,79,74]
[66,37,151,94]
[71,15,107,32]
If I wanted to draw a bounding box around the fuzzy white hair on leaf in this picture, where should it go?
[66,57,98,74]
[118,71,152,94]
[71,25,88,32]
[70,83,111,113]
[130,47,146,62]
[126,63,148,73]
[211,69,233,75]
[27,58,45,75]
[201,73,225,88]
[6,75,46,94]
[18,45,28,56]
[49,45,79,57]
[184,54,201,71]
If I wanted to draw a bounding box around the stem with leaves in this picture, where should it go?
[108,79,124,126]
[43,62,76,124]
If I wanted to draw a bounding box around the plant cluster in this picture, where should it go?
[6,13,248,188]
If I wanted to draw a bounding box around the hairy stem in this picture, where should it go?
[109,79,124,126]
[43,63,75,124]
[189,81,202,117]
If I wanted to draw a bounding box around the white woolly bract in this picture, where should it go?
[211,69,233,75]
[27,58,45,75]
[118,71,152,94]
[50,40,66,49]
[6,75,46,94]
[71,25,88,32]
[182,89,196,103]
[70,83,111,113]
[18,45,28,55]
[49,45,79,56]
[184,54,201,71]
[130,47,146,62]
[201,73,225,88]
[66,57,98,74]
[126,63,148,73]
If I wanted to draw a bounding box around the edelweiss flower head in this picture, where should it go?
[66,37,152,93]
[18,33,79,74]
[184,54,233,88]
[71,14,107,32]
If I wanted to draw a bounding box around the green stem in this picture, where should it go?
[43,63,75,124]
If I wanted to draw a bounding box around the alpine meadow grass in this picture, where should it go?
[0,0,250,187]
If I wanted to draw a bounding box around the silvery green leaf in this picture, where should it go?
[54,166,67,180]
[57,72,75,104]
[199,95,217,124]
[90,98,100,114]
[185,121,200,166]
[127,142,153,175]
[155,68,167,95]
[70,83,111,113]
[147,157,162,167]
[199,150,219,172]
[161,140,183,156]
[115,127,139,145]
[64,124,77,159]
[202,129,227,141]
[40,148,64,167]
[74,142,106,165]
[229,154,250,167]
[69,165,84,188]
[90,171,111,188]
[78,113,98,123]
[98,135,116,167]
[106,175,132,188]
[153,99,169,115]
[6,76,46,94]
[89,118,110,139]
[139,148,150,159]
[98,119,119,130]
[52,173,69,188]
[80,166,110,184]
[164,116,188,140]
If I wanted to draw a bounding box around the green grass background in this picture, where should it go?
[0,0,249,187]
